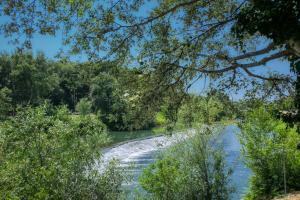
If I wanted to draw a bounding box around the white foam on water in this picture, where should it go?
[95,131,193,172]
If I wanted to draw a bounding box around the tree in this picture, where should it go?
[0,105,126,199]
[239,107,300,199]
[53,62,87,110]
[89,73,125,130]
[90,73,117,114]
[0,0,93,49]
[139,127,234,200]
[0,52,59,107]
[75,98,92,115]
[234,0,300,56]
[1,0,299,125]
[0,87,12,120]
[177,94,225,127]
[233,0,300,128]
[1,0,296,93]
[0,51,156,130]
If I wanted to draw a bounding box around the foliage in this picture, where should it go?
[139,127,234,200]
[139,157,183,200]
[0,87,12,120]
[90,73,117,113]
[1,0,296,103]
[90,73,125,130]
[49,60,121,110]
[0,52,155,131]
[154,111,168,127]
[154,91,236,131]
[0,104,126,199]
[0,52,59,106]
[234,0,300,47]
[0,0,93,49]
[1,0,299,127]
[75,98,92,115]
[234,0,300,127]
[177,93,229,127]
[89,72,147,131]
[239,107,300,199]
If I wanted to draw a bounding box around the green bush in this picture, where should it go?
[0,105,126,199]
[239,107,300,199]
[0,87,12,121]
[139,127,234,200]
[177,95,224,128]
[154,111,167,126]
[75,98,92,115]
[139,157,183,199]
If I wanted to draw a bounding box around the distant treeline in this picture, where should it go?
[0,52,242,131]
[0,52,156,130]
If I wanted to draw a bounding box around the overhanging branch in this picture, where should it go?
[232,42,275,60]
[242,67,284,81]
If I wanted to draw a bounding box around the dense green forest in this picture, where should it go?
[0,53,155,130]
[0,52,238,131]
[1,0,300,199]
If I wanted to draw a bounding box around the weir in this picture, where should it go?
[98,126,251,199]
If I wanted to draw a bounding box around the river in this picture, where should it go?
[99,125,252,199]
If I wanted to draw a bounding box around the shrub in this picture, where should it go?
[139,157,183,199]
[0,105,125,199]
[75,98,92,115]
[139,127,234,200]
[239,107,300,199]
[177,95,224,128]
[154,111,167,126]
[0,87,12,120]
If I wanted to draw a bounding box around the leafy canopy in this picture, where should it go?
[1,0,298,96]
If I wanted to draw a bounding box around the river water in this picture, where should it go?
[99,126,252,199]
[220,125,252,200]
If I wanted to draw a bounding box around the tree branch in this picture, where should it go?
[105,0,201,34]
[238,50,291,68]
[197,49,292,74]
[242,67,284,81]
[232,42,275,60]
